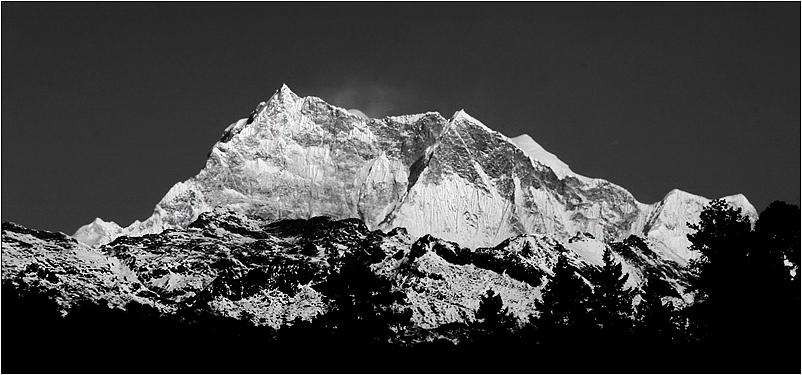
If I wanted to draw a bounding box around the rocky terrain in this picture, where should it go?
[4,206,690,332]
[73,85,756,258]
[3,84,757,339]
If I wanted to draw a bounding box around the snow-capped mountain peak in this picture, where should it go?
[73,217,123,248]
[72,85,757,265]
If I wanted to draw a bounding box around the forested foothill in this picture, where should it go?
[2,200,799,373]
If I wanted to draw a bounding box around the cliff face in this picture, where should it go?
[76,84,755,263]
[0,85,764,343]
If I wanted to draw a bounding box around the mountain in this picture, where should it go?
[1,84,789,374]
[4,207,691,331]
[2,207,708,373]
[72,217,123,248]
[74,84,756,263]
[3,84,757,333]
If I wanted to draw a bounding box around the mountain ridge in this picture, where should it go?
[4,207,690,329]
[73,84,757,263]
[4,85,762,337]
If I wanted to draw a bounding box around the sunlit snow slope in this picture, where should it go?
[74,85,757,263]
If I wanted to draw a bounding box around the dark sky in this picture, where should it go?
[3,2,800,234]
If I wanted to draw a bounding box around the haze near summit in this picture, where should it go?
[2,2,799,234]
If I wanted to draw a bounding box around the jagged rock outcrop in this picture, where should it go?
[3,210,691,329]
[2,222,141,313]
[0,84,768,350]
[77,84,756,263]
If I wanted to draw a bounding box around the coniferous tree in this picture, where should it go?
[743,201,801,372]
[591,248,634,341]
[684,199,752,346]
[534,254,594,347]
[634,275,680,345]
[753,201,799,285]
[626,275,689,372]
[313,250,411,348]
[683,199,802,372]
[472,288,518,350]
[475,288,508,325]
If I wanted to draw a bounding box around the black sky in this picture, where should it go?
[2,2,800,234]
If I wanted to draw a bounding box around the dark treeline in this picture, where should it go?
[2,200,799,373]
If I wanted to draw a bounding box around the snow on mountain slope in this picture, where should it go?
[10,205,701,331]
[73,217,124,248]
[72,84,758,265]
[3,222,141,312]
[510,134,583,181]
[633,189,758,261]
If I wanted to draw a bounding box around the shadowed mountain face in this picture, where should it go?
[73,85,756,262]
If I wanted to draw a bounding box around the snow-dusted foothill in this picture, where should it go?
[3,209,691,329]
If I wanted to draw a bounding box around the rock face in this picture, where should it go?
[78,84,756,262]
[1,84,760,332]
[2,222,141,313]
[2,210,689,329]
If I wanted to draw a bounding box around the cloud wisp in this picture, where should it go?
[315,81,420,119]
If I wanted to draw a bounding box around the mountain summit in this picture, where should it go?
[74,84,756,263]
[4,84,772,359]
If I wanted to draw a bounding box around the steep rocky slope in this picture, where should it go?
[74,85,757,262]
[6,84,761,334]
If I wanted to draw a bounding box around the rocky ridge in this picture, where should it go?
[3,208,689,330]
[4,84,757,333]
[74,84,757,263]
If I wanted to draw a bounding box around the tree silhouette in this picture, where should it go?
[638,277,678,330]
[753,201,800,284]
[685,199,752,345]
[744,201,800,372]
[534,254,595,348]
[458,288,526,369]
[684,199,800,373]
[475,288,508,324]
[472,289,517,347]
[2,281,65,373]
[591,248,634,340]
[313,250,411,348]
[635,275,681,343]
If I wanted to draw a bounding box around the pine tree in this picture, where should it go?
[313,250,411,347]
[687,199,753,295]
[753,201,799,285]
[685,199,753,345]
[475,288,509,325]
[743,201,801,372]
[684,199,802,372]
[591,248,634,339]
[635,275,679,345]
[471,288,518,353]
[535,254,594,346]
